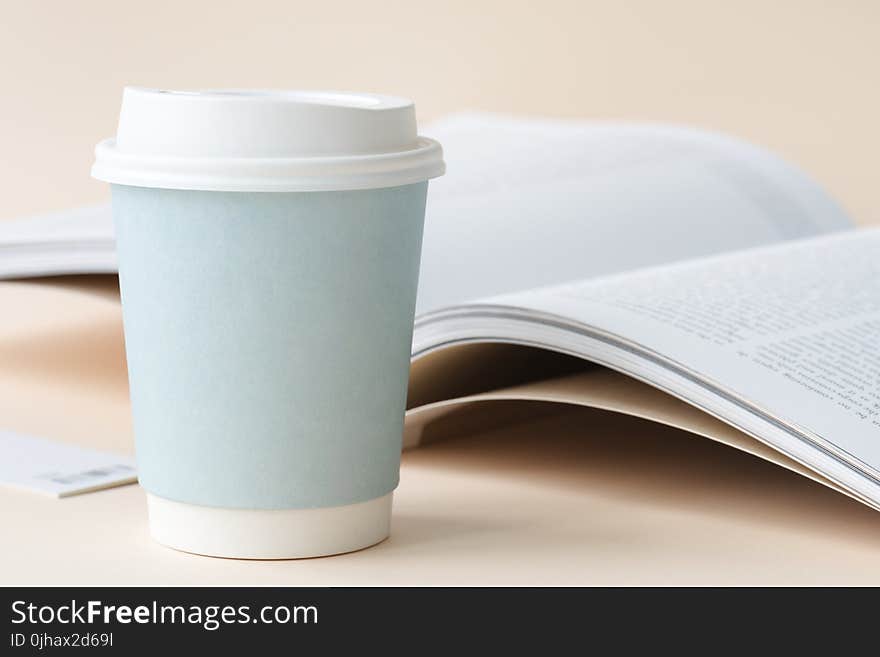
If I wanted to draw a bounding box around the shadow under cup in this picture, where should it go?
[111,181,428,558]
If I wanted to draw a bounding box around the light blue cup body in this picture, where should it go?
[112,182,427,510]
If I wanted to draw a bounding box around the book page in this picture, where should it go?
[404,366,848,501]
[417,113,851,314]
[0,205,117,278]
[0,204,114,243]
[497,228,880,475]
[0,114,853,304]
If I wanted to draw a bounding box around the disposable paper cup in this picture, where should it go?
[92,88,444,558]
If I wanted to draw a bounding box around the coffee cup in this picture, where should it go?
[92,87,444,558]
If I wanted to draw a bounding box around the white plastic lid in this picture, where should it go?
[92,87,445,192]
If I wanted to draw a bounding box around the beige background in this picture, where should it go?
[1,0,879,226]
[2,1,880,584]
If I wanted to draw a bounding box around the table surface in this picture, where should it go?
[1,278,879,586]
[2,1,880,584]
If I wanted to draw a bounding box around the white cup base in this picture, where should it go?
[146,492,392,559]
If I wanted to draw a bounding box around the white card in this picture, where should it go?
[0,431,137,497]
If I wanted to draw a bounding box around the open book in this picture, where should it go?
[3,113,878,511]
